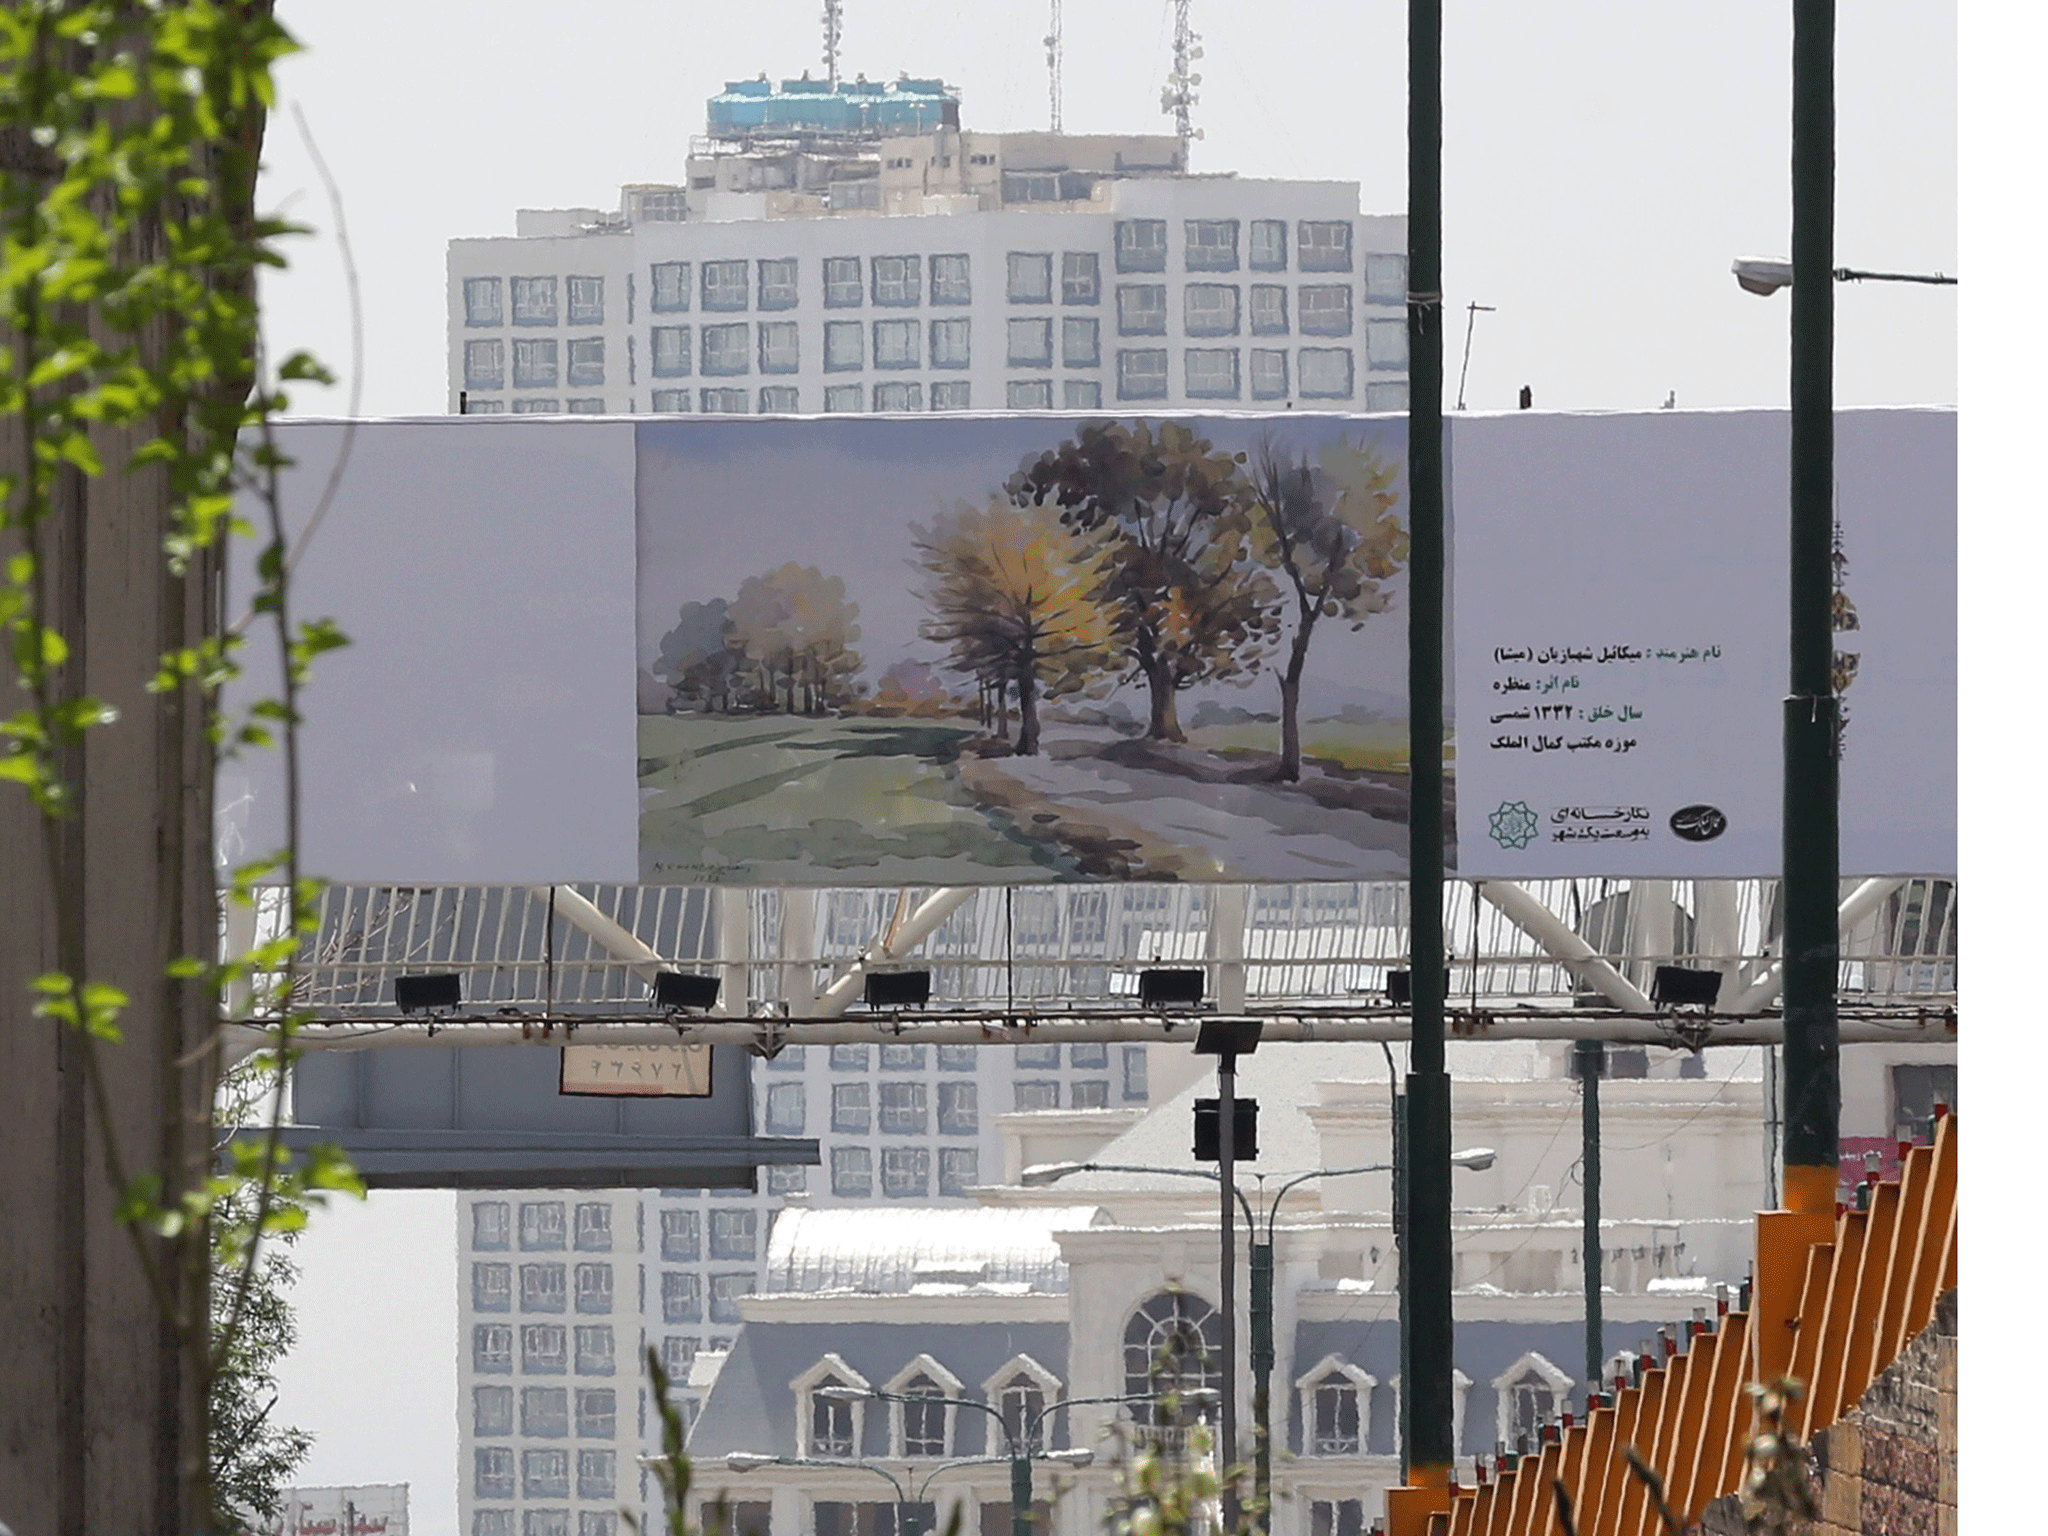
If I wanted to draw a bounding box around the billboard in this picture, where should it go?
[243,409,1954,888]
[260,1485,407,1536]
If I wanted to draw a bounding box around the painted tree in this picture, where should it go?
[729,563,865,715]
[913,498,1118,755]
[653,599,744,713]
[1244,435,1408,779]
[1006,421,1278,742]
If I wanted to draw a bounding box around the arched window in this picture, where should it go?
[999,1373,1047,1453]
[1122,1290,1223,1426]
[900,1373,947,1458]
[1490,1352,1572,1451]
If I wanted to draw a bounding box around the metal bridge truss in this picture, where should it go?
[230,877,1957,1055]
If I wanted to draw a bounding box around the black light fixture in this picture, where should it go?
[863,970,932,1008]
[395,972,462,1014]
[1193,1097,1260,1162]
[1193,1018,1263,1058]
[1386,968,1450,1005]
[1649,964,1724,1008]
[653,971,721,1012]
[1139,967,1206,1009]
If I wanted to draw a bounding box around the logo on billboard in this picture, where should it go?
[1668,804,1729,843]
[1487,800,1541,850]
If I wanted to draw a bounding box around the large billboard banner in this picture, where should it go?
[248,408,1954,889]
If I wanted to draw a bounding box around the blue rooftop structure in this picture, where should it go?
[706,74,961,142]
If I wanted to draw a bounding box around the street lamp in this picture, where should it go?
[1022,1153,1494,1530]
[1730,256,1957,295]
[723,1449,1028,1536]
[815,1384,1118,1536]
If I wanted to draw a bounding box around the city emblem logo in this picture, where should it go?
[1487,800,1541,850]
[1669,804,1729,842]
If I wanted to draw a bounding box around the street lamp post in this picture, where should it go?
[1730,256,1957,295]
[726,1448,1088,1536]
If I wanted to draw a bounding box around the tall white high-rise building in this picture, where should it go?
[445,76,1409,419]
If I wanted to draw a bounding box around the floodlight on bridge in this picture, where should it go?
[863,970,932,1008]
[1140,968,1206,1009]
[1650,964,1724,1008]
[394,972,462,1014]
[653,970,721,1012]
[1385,968,1448,1005]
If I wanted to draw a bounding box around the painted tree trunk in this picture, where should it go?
[1015,666,1042,756]
[1143,656,1186,742]
[1278,619,1317,781]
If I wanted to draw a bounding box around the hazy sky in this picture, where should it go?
[255,5,1962,1534]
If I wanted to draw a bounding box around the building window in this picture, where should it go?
[710,1272,755,1323]
[832,1083,871,1133]
[472,1200,511,1251]
[873,381,923,412]
[1366,317,1408,369]
[575,1388,616,1439]
[573,1262,613,1315]
[700,323,749,376]
[574,1324,615,1376]
[660,1209,700,1263]
[473,1323,514,1373]
[661,1336,697,1381]
[1365,380,1408,412]
[510,398,560,414]
[1891,1063,1956,1139]
[474,1384,514,1436]
[1184,219,1240,271]
[1071,1079,1110,1109]
[1299,347,1355,398]
[1007,252,1053,303]
[511,276,558,326]
[525,1514,570,1536]
[1061,316,1100,368]
[1061,251,1101,304]
[758,258,799,310]
[464,277,504,327]
[881,1145,931,1197]
[521,1386,569,1438]
[1311,1376,1363,1453]
[475,1447,515,1500]
[877,1081,928,1135]
[823,256,863,308]
[1069,1042,1108,1069]
[874,318,920,369]
[758,321,799,374]
[1299,284,1354,337]
[880,1044,926,1071]
[1116,284,1167,336]
[1016,1042,1060,1070]
[1251,348,1289,400]
[578,1449,617,1501]
[1014,1080,1060,1110]
[1123,1046,1149,1101]
[831,1145,873,1196]
[521,1447,570,1500]
[931,253,971,305]
[1007,317,1053,367]
[937,1044,976,1071]
[521,1323,568,1373]
[566,275,604,327]
[1185,347,1242,397]
[823,384,863,413]
[651,262,690,313]
[710,1208,757,1261]
[1298,220,1354,272]
[1058,379,1098,408]
[1310,1502,1366,1536]
[831,1044,870,1070]
[765,1081,806,1134]
[928,378,972,409]
[661,1272,702,1324]
[938,1147,979,1196]
[1493,1354,1570,1449]
[1124,1291,1223,1423]
[565,397,604,415]
[998,1375,1047,1453]
[873,255,922,306]
[937,1080,978,1135]
[1249,220,1287,271]
[463,398,505,415]
[899,1376,948,1457]
[1184,283,1240,337]
[931,317,971,368]
[699,387,748,414]
[651,326,691,377]
[702,260,748,312]
[512,339,559,390]
[811,1384,857,1457]
[1364,252,1407,302]
[471,1262,512,1312]
[1249,284,1289,336]
[520,1262,567,1312]
[1115,219,1167,273]
[769,1045,806,1072]
[566,336,605,387]
[824,320,864,372]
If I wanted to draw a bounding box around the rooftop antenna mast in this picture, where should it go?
[1046,0,1063,133]
[1163,0,1201,165]
[822,0,843,89]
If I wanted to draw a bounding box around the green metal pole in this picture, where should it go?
[1250,1239,1275,1528]
[1782,0,1842,1217]
[1010,1451,1032,1536]
[1404,0,1455,1495]
[1575,1041,1604,1403]
[1393,1088,1410,1480]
